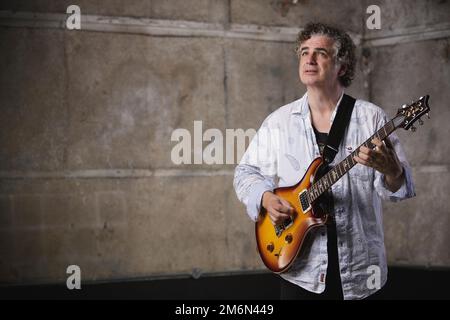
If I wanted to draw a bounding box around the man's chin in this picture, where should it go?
[300,78,322,87]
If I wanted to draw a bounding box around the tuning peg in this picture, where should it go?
[402,104,407,109]
[426,113,430,119]
[418,119,424,125]
[410,126,416,132]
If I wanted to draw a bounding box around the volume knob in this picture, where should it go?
[266,242,274,252]
[285,234,293,244]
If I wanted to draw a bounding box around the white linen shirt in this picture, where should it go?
[233,92,416,300]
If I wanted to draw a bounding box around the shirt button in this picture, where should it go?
[321,232,326,236]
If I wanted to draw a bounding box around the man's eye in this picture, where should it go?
[301,51,308,56]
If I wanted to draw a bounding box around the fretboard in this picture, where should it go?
[308,119,397,203]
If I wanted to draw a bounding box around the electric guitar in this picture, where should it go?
[255,95,430,273]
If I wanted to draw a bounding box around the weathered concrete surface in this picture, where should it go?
[383,171,450,267]
[363,0,450,37]
[231,0,363,33]
[0,0,224,22]
[226,39,301,131]
[368,37,449,268]
[0,28,67,171]
[65,31,226,170]
[369,38,450,166]
[0,175,261,283]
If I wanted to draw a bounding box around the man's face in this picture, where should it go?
[298,35,343,88]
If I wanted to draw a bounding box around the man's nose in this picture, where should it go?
[306,53,317,64]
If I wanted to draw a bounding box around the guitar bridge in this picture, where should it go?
[274,216,293,237]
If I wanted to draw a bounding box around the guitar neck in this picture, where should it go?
[308,119,397,203]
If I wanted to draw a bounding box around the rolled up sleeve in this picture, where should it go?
[375,161,416,201]
[374,113,416,201]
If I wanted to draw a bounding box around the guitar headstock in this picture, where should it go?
[394,95,431,131]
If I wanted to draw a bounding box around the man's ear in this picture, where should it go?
[338,65,347,77]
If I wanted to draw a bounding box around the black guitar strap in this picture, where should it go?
[322,94,356,165]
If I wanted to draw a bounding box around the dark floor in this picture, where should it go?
[1,266,449,300]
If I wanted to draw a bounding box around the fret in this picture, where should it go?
[375,132,381,141]
[379,129,385,140]
[381,125,388,139]
[384,122,389,135]
[386,121,392,135]
[343,158,349,170]
[322,178,328,192]
[351,153,357,165]
[334,165,339,178]
[331,168,338,182]
[325,174,331,188]
[382,124,388,137]
[339,163,345,176]
[319,178,325,192]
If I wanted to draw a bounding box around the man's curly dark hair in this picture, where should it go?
[295,22,356,87]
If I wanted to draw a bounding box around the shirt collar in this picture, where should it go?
[291,91,345,123]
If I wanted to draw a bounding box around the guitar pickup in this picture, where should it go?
[299,190,311,213]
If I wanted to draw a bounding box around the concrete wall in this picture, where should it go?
[364,0,450,267]
[0,0,448,284]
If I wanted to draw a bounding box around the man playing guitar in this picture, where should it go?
[233,22,416,300]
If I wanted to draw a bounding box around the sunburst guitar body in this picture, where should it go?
[255,157,328,273]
